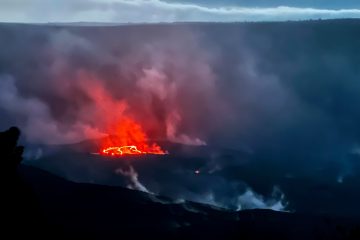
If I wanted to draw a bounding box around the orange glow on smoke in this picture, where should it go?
[100,118,167,156]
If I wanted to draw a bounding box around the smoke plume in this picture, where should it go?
[0,26,220,146]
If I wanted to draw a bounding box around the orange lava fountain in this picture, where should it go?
[99,118,167,156]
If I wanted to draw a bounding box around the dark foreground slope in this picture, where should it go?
[1,127,360,239]
[13,164,360,240]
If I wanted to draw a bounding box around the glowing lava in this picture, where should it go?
[99,118,167,156]
[102,146,142,156]
[101,145,166,156]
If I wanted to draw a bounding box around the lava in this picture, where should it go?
[102,146,142,156]
[99,118,167,156]
[102,145,166,156]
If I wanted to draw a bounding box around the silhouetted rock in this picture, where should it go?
[0,127,47,239]
[14,164,360,240]
[0,126,23,177]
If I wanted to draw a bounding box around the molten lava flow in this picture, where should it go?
[102,146,142,156]
[100,118,167,156]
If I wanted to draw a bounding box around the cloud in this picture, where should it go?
[1,0,360,23]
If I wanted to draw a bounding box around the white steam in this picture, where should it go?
[23,148,43,161]
[116,166,150,193]
[113,163,287,212]
[235,187,287,211]
[194,187,287,212]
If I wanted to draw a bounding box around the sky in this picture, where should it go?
[1,0,360,23]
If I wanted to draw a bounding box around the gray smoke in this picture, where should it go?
[0,26,221,146]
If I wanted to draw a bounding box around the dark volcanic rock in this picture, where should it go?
[1,126,360,239]
[17,164,360,240]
